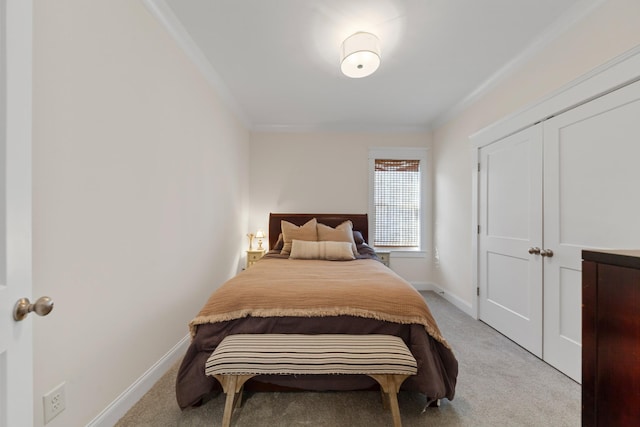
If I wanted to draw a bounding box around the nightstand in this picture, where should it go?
[246,249,265,269]
[377,251,390,267]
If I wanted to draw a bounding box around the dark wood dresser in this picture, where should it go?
[582,249,640,427]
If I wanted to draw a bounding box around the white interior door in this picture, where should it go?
[542,78,640,383]
[0,1,34,426]
[478,125,543,357]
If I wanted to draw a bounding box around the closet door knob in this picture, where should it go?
[540,249,554,258]
[528,247,541,255]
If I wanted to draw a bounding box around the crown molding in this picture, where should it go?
[431,0,607,129]
[251,122,431,134]
[141,0,252,130]
[469,43,640,146]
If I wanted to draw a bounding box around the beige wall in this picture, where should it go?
[248,131,433,284]
[431,0,640,306]
[32,1,250,426]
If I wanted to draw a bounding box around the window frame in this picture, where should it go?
[368,147,429,257]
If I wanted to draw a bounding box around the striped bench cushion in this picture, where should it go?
[205,334,417,376]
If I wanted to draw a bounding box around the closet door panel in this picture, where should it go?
[479,125,543,357]
[543,79,640,383]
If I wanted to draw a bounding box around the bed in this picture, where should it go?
[175,213,458,409]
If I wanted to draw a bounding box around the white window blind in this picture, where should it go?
[374,159,420,247]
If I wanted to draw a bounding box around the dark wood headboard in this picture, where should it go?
[268,213,368,249]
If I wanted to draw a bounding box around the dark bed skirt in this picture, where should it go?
[175,315,458,409]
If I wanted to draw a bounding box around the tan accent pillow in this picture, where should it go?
[280,218,318,255]
[317,220,358,257]
[289,240,356,261]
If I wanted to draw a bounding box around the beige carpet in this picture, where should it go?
[115,292,580,426]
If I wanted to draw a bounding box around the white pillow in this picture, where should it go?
[289,240,356,261]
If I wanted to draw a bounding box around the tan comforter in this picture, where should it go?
[190,258,450,349]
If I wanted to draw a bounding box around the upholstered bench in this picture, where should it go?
[205,334,418,427]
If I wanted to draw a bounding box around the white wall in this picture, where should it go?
[32,1,250,426]
[431,0,640,307]
[248,131,434,285]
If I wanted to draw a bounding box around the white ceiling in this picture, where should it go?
[152,0,598,131]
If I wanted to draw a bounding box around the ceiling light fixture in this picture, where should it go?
[340,32,381,78]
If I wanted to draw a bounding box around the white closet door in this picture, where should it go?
[479,125,543,357]
[543,79,640,383]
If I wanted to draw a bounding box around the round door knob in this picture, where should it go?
[13,296,54,321]
[540,249,554,258]
[528,247,541,255]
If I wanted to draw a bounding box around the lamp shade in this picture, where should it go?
[340,32,381,78]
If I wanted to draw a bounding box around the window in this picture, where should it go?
[369,148,428,253]
[374,159,420,246]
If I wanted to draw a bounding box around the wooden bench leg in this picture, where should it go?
[369,374,410,427]
[221,376,237,427]
[214,374,255,427]
[380,386,389,409]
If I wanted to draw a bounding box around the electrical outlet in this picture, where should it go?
[43,382,66,424]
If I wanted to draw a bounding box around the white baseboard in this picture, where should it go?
[413,282,475,318]
[410,281,437,291]
[86,334,190,427]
